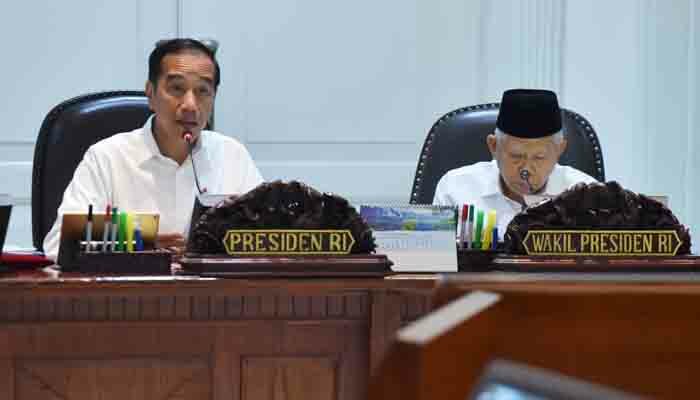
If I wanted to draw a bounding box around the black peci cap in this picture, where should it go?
[496,89,562,138]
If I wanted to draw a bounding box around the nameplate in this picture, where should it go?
[360,204,457,272]
[223,229,355,255]
[522,230,681,256]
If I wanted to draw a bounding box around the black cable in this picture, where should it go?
[184,136,205,195]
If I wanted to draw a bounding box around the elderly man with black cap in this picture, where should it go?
[433,89,597,239]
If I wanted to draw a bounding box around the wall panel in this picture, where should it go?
[1,1,699,250]
[0,0,178,246]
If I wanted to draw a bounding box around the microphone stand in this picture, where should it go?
[519,169,535,211]
[183,132,206,195]
[519,169,534,193]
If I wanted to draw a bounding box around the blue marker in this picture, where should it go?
[133,216,144,251]
[492,227,499,250]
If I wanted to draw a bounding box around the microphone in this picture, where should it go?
[519,168,534,193]
[183,132,193,144]
[182,131,206,195]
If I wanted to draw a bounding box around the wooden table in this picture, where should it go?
[370,271,700,400]
[5,267,700,400]
[0,269,436,400]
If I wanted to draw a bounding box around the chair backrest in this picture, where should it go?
[410,103,605,204]
[31,91,153,250]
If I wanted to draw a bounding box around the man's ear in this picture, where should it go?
[558,137,568,157]
[487,134,498,158]
[145,81,155,111]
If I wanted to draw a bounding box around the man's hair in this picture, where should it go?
[148,38,221,89]
[494,128,564,145]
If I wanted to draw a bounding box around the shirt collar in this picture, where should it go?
[138,115,205,165]
[482,160,503,198]
[139,115,161,164]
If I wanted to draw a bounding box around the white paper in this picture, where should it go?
[374,230,457,272]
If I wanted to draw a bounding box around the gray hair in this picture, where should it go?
[494,128,564,145]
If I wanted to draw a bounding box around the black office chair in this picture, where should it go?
[31,91,153,251]
[410,103,605,204]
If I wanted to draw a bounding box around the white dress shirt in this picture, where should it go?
[43,116,264,258]
[433,160,597,240]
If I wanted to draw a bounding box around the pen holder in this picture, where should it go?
[56,212,164,274]
[66,250,172,274]
[58,238,171,274]
[457,245,504,272]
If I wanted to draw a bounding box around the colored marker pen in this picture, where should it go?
[110,207,119,252]
[483,210,497,250]
[458,204,468,249]
[117,211,127,252]
[102,205,111,253]
[133,216,144,251]
[466,205,474,249]
[492,227,499,250]
[85,204,93,252]
[126,213,134,252]
[473,210,484,250]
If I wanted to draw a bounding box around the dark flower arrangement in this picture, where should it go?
[504,181,691,255]
[187,180,376,255]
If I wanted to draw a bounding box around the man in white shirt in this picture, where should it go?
[43,38,263,259]
[433,89,597,239]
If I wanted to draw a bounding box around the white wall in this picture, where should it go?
[0,1,179,247]
[2,0,699,253]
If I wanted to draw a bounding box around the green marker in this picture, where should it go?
[117,211,127,251]
[126,213,134,253]
[110,207,118,252]
[473,210,484,250]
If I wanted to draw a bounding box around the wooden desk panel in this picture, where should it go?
[371,272,700,400]
[0,270,435,400]
[8,269,699,399]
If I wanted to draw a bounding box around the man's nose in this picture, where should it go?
[523,158,537,174]
[181,90,199,113]
[517,159,530,173]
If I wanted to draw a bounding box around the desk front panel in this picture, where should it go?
[0,271,435,400]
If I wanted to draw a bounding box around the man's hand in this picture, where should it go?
[156,233,186,259]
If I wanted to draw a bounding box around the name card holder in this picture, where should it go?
[181,229,391,277]
[180,253,391,277]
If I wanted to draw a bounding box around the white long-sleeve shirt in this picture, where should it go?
[43,116,263,259]
[433,160,597,240]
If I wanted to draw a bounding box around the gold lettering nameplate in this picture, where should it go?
[223,229,356,255]
[522,230,681,256]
